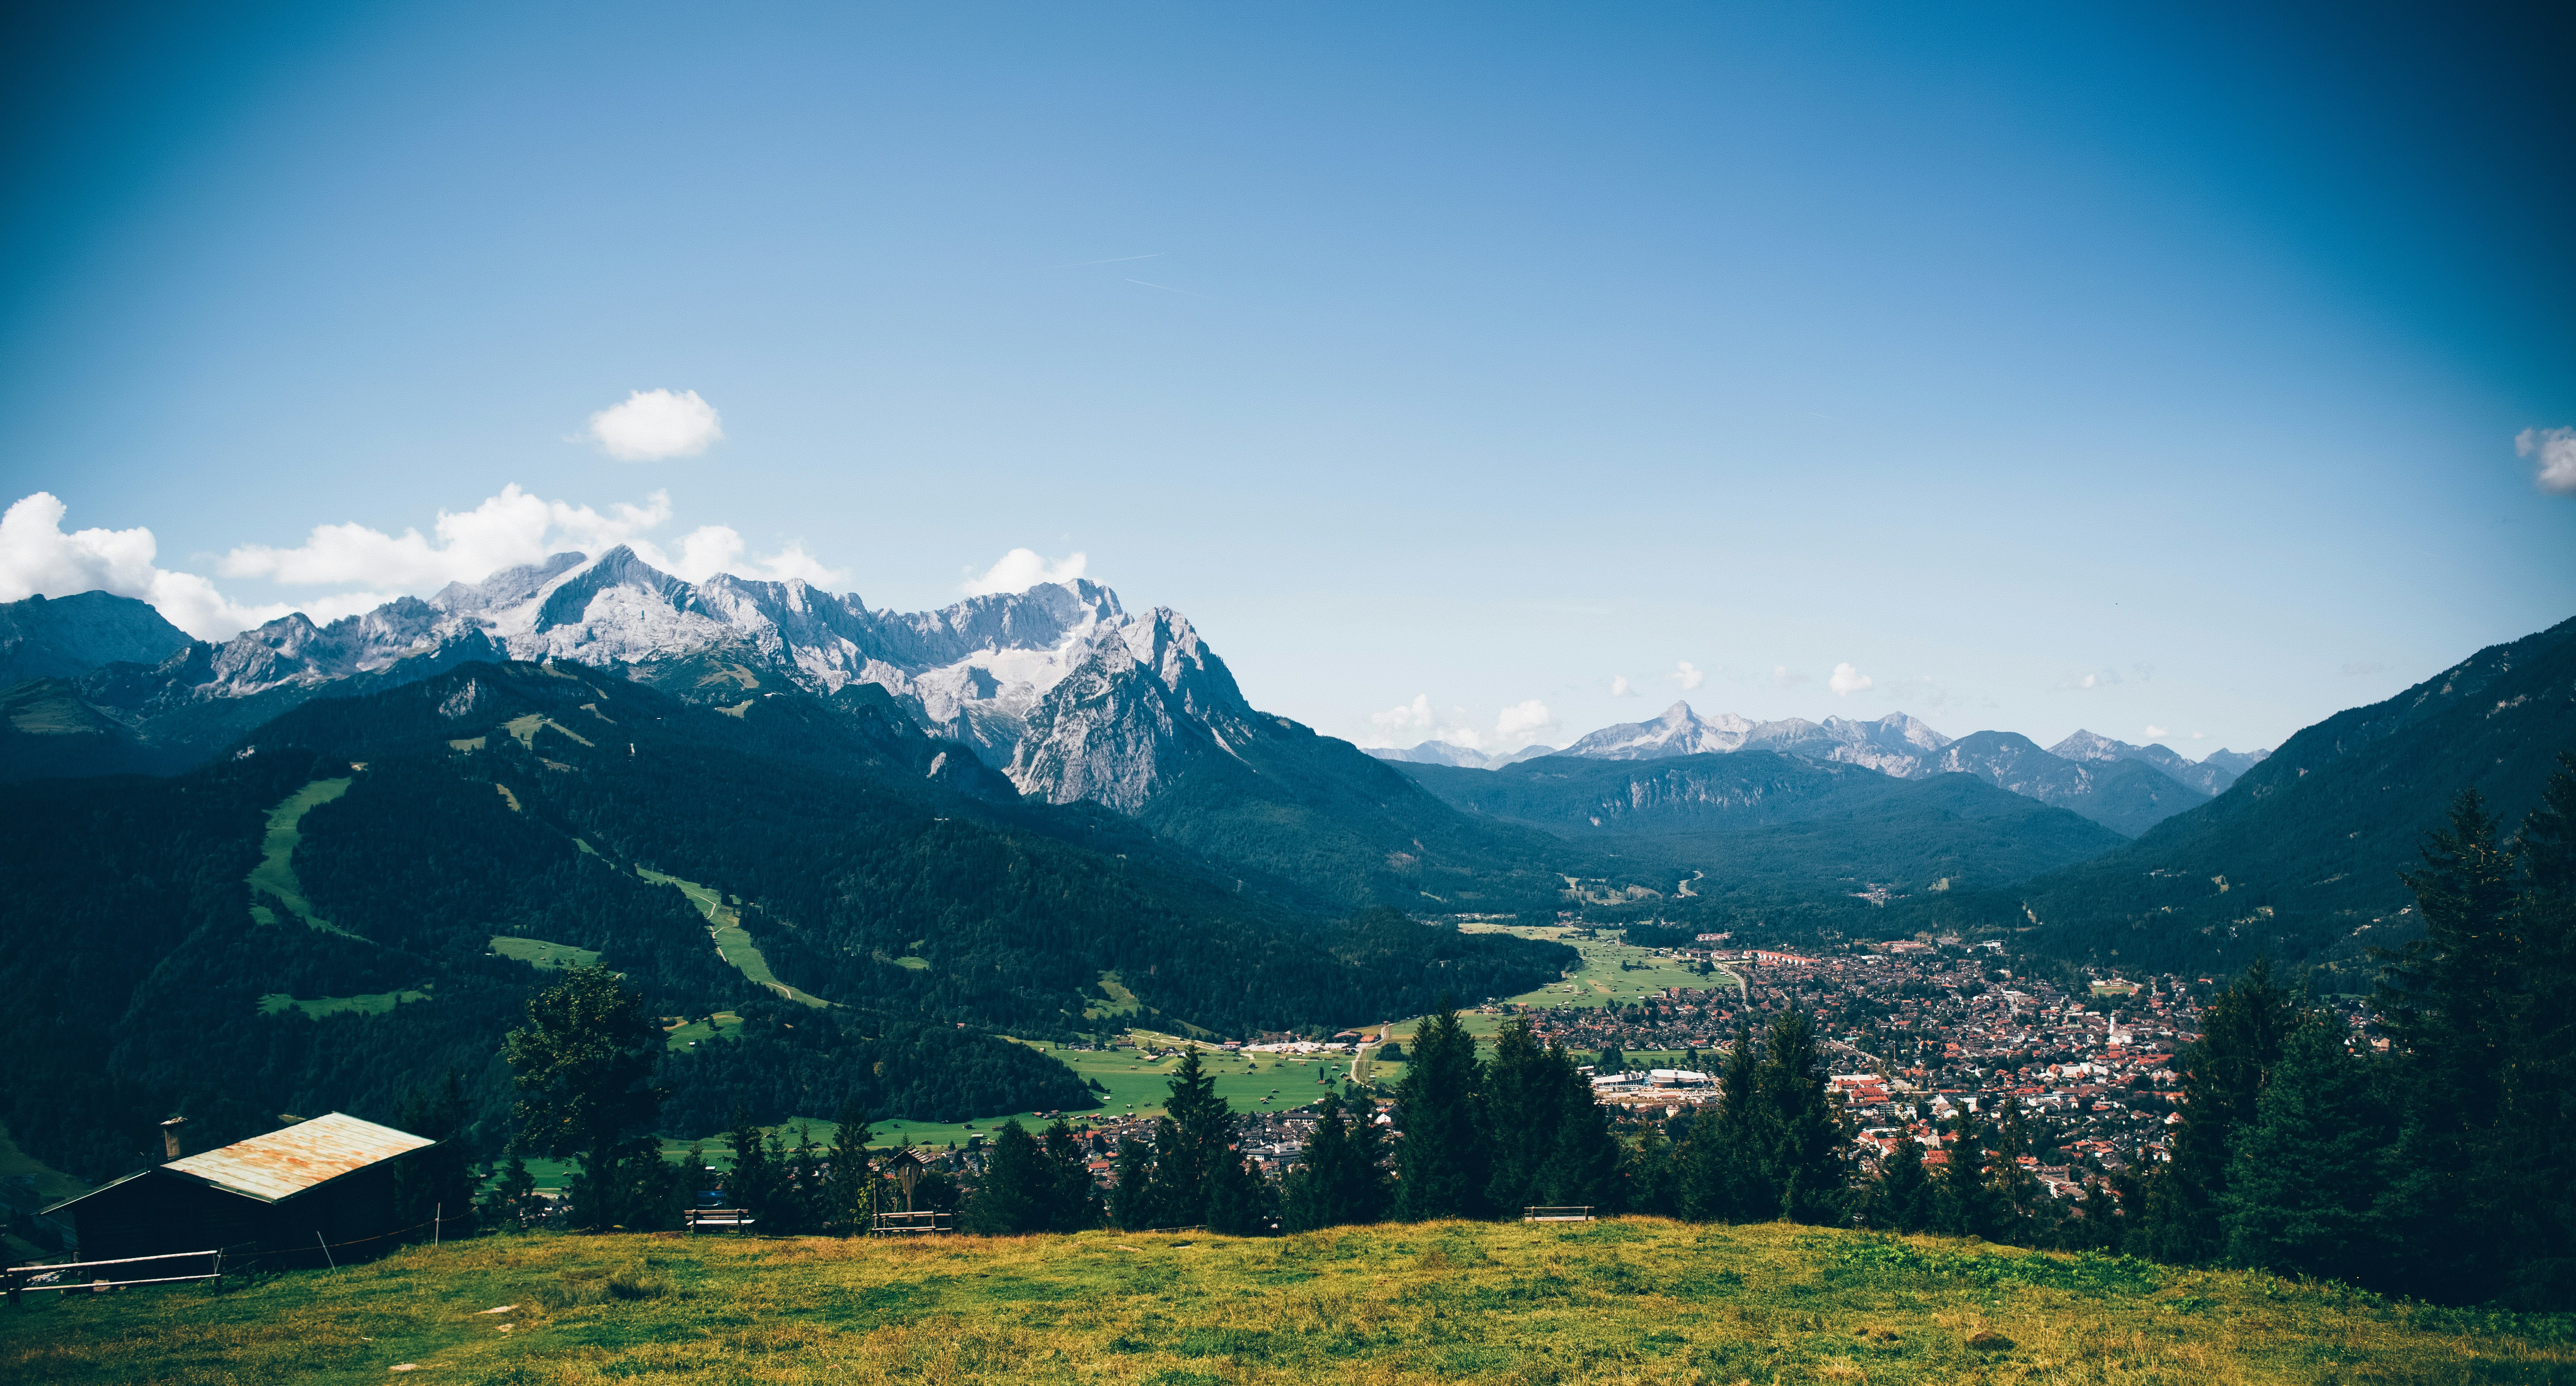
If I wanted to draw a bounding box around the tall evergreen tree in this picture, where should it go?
[822,1102,874,1233]
[1283,1090,1392,1231]
[1681,1022,1765,1222]
[1937,1102,1997,1239]
[2144,958,2294,1263]
[2373,774,2576,1306]
[1869,1132,1933,1234]
[1140,1048,1242,1229]
[1394,1001,1489,1220]
[1481,1020,1561,1213]
[1754,1007,1847,1224]
[1039,1118,1101,1233]
[2511,755,2576,1306]
[2220,1011,2397,1285]
[964,1119,1047,1235]
[1108,1135,1156,1230]
[724,1105,775,1221]
[1621,1121,1681,1219]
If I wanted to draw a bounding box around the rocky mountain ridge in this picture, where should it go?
[1377,700,2274,836]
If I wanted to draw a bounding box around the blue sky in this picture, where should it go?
[3,3,2570,756]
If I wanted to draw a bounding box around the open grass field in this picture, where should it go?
[492,936,604,972]
[663,1010,746,1052]
[6,1219,2568,1385]
[256,988,432,1020]
[245,778,364,938]
[637,868,831,1009]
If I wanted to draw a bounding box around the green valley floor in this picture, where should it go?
[5,1220,2568,1385]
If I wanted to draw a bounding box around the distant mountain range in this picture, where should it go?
[1371,702,2264,838]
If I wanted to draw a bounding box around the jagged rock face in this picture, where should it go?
[1563,703,1948,774]
[21,548,1187,793]
[1006,608,1260,813]
[1562,702,1755,758]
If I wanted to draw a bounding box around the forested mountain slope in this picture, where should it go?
[1970,614,2576,975]
[0,659,1570,1181]
[1395,751,2125,891]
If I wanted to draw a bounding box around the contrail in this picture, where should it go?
[1054,253,1162,268]
[1125,278,1200,296]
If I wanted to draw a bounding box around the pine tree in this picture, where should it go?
[1536,1042,1624,1214]
[1108,1135,1156,1230]
[1755,1007,1847,1224]
[1394,1001,1489,1220]
[2145,958,2293,1263]
[1039,1119,1100,1233]
[1871,1132,1932,1234]
[2220,1011,2397,1284]
[964,1119,1046,1235]
[1937,1103,1996,1239]
[1141,1049,1240,1229]
[1621,1121,1681,1219]
[1681,1022,1764,1222]
[823,1102,874,1233]
[1283,1090,1392,1232]
[724,1105,773,1221]
[2511,755,2576,1307]
[1481,1020,1561,1213]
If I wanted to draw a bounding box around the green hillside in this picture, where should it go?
[1953,614,2576,975]
[1393,752,2127,916]
[6,1221,2564,1385]
[0,660,1572,1182]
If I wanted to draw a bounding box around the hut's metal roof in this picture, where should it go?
[161,1113,435,1203]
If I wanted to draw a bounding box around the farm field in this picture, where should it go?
[5,1219,2563,1385]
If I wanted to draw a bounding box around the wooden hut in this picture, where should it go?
[43,1112,436,1268]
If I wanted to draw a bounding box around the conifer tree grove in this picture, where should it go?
[2219,1010,2397,1285]
[1395,1001,1489,1220]
[2146,958,2293,1263]
[1754,1007,1847,1225]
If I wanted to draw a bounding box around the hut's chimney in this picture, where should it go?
[161,1115,190,1161]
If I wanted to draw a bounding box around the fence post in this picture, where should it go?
[315,1231,336,1272]
[7,1268,18,1310]
[434,1204,441,1248]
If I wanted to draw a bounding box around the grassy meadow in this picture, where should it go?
[6,1219,2568,1385]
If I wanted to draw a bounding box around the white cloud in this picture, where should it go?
[1672,660,1706,691]
[1495,699,1556,739]
[2144,724,2170,739]
[219,484,845,593]
[1363,693,1556,751]
[0,492,293,639]
[1609,675,1636,697]
[588,389,725,461]
[2517,426,2576,494]
[222,485,675,589]
[1771,665,1812,689]
[7,485,848,642]
[1829,662,1873,696]
[961,548,1089,596]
